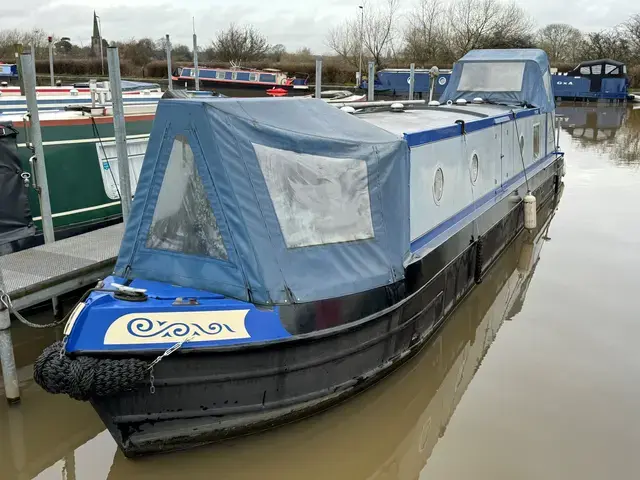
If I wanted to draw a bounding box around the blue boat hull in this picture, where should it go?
[89,159,563,456]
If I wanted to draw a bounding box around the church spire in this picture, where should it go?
[93,11,100,38]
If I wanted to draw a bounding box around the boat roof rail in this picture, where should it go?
[330,99,426,109]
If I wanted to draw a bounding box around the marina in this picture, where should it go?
[0,4,639,475]
[1,101,639,476]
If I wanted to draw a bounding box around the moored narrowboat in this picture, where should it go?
[552,58,633,102]
[34,49,565,457]
[172,65,309,97]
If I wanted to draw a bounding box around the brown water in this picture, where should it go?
[2,104,640,480]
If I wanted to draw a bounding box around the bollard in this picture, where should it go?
[409,63,415,101]
[368,61,375,101]
[107,47,132,226]
[0,270,20,404]
[166,34,173,91]
[315,57,322,99]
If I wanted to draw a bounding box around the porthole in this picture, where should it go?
[470,153,479,184]
[433,167,444,204]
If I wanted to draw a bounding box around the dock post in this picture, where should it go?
[368,61,375,101]
[166,34,173,91]
[22,52,59,315]
[14,44,25,95]
[22,53,55,245]
[192,21,200,91]
[107,46,132,226]
[0,269,20,404]
[48,35,54,87]
[409,63,415,100]
[315,57,322,99]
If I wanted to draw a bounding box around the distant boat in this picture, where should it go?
[552,59,632,102]
[172,65,310,97]
[360,68,452,99]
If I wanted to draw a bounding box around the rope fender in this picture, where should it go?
[33,341,149,401]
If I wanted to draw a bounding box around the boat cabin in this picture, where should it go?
[553,58,630,101]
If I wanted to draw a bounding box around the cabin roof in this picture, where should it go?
[576,58,625,68]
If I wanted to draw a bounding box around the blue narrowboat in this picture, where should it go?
[34,49,565,457]
[172,66,309,97]
[360,68,452,99]
[552,58,633,102]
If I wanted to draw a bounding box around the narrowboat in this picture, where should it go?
[172,65,309,97]
[360,68,452,99]
[552,58,634,102]
[34,49,565,457]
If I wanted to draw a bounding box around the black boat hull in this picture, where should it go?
[173,77,311,98]
[91,157,564,457]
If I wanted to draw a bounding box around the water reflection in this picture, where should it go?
[0,193,561,480]
[558,105,640,165]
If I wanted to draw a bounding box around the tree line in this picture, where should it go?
[1,2,639,81]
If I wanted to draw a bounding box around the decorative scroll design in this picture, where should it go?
[103,310,251,345]
[126,317,236,338]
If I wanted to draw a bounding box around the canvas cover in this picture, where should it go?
[0,123,34,245]
[441,49,555,113]
[115,97,410,305]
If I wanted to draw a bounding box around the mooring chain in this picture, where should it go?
[0,289,66,329]
[147,333,195,394]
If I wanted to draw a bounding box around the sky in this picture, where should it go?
[2,0,633,54]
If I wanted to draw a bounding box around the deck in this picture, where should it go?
[0,224,123,311]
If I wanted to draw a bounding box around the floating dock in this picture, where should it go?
[0,224,122,311]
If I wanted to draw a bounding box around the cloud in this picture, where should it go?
[2,0,634,53]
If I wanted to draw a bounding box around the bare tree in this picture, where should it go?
[326,0,400,68]
[623,14,640,60]
[446,0,532,58]
[537,24,583,64]
[581,29,632,63]
[404,0,454,65]
[211,24,270,63]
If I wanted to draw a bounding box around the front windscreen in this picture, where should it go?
[458,62,526,92]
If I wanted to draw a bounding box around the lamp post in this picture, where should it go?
[358,5,364,86]
[96,15,104,76]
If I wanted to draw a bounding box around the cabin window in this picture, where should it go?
[232,72,238,80]
[623,65,628,74]
[249,73,258,82]
[216,71,226,80]
[580,66,590,75]
[605,64,619,75]
[253,143,374,248]
[533,124,540,159]
[591,65,602,75]
[470,154,479,184]
[260,74,276,83]
[433,168,444,204]
[458,61,525,92]
[146,135,228,260]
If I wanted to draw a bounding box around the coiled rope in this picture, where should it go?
[33,341,149,401]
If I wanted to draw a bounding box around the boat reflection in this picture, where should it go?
[557,105,640,165]
[557,105,627,143]
[1,186,562,480]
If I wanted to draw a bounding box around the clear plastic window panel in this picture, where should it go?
[580,66,591,75]
[458,62,525,92]
[253,143,375,248]
[146,135,228,260]
[605,64,619,75]
[591,65,602,75]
